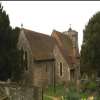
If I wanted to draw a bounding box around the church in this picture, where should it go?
[17,26,80,88]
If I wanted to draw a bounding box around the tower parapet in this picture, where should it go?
[63,27,79,57]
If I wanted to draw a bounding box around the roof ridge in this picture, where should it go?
[23,28,51,37]
[22,28,54,60]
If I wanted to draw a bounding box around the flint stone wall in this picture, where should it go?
[0,82,42,100]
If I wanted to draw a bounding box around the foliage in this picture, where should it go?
[95,96,100,100]
[80,80,97,93]
[64,82,80,100]
[81,11,100,72]
[10,27,24,81]
[43,96,52,100]
[0,3,12,80]
[44,82,100,100]
[87,81,96,91]
[44,84,65,97]
[0,3,22,81]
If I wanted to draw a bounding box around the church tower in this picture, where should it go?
[63,26,80,83]
[63,26,79,57]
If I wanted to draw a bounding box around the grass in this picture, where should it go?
[43,96,52,100]
[43,84,65,100]
[43,82,100,100]
[44,84,65,97]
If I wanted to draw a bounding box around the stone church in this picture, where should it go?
[17,27,80,88]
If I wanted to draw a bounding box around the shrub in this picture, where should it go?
[81,80,97,93]
[64,82,80,100]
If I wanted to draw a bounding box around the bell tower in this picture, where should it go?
[68,27,78,57]
[63,25,79,57]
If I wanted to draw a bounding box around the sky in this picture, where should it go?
[1,1,100,51]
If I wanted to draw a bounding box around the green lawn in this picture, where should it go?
[44,84,65,97]
[43,83,100,100]
[43,84,65,100]
[43,96,52,100]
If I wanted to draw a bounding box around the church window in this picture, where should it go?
[20,48,24,68]
[25,51,28,71]
[60,62,62,76]
[70,69,75,81]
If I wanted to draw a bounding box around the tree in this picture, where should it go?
[80,11,100,75]
[8,27,23,81]
[0,3,22,81]
[0,3,13,80]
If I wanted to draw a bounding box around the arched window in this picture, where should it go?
[25,51,28,71]
[60,63,62,76]
[20,48,24,68]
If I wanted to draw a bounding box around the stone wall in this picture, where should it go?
[17,29,55,88]
[17,29,34,85]
[53,46,70,84]
[0,82,42,100]
[33,61,54,87]
[53,45,80,85]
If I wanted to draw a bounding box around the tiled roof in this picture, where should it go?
[51,30,76,65]
[23,28,54,60]
[22,28,79,66]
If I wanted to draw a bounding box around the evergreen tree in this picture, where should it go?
[0,3,21,81]
[80,11,100,74]
[0,3,12,80]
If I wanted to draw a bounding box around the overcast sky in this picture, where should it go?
[1,1,100,51]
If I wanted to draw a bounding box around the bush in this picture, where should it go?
[80,80,97,93]
[64,82,80,100]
